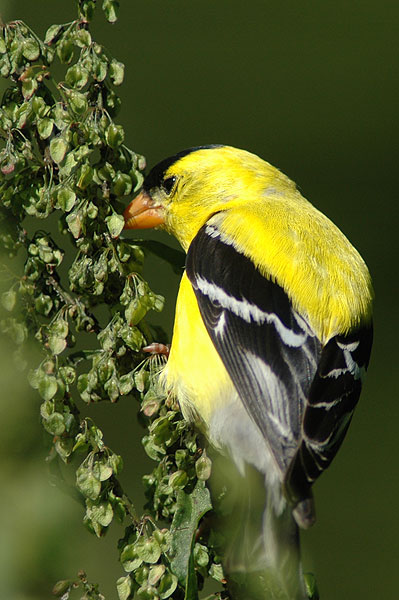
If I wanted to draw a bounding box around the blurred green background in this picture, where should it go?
[0,1,398,599]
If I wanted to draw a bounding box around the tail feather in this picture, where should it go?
[211,458,307,599]
[262,493,306,600]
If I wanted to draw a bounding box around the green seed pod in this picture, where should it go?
[112,172,132,197]
[106,123,125,149]
[52,580,72,597]
[37,117,54,139]
[65,64,89,89]
[22,38,40,61]
[57,39,74,64]
[50,137,68,163]
[195,450,212,480]
[109,59,125,86]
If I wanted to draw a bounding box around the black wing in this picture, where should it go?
[286,325,373,506]
[186,221,373,510]
[186,222,322,475]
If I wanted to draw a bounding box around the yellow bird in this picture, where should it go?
[123,145,373,598]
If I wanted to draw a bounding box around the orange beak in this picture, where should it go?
[123,190,165,230]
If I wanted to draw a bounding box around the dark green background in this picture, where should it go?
[1,1,398,599]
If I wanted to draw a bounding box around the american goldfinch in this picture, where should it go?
[123,145,373,598]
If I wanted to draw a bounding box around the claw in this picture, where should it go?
[143,343,170,358]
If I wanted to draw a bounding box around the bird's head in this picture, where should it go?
[123,145,294,250]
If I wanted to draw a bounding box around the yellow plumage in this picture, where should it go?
[162,272,233,430]
[160,147,372,343]
[123,145,373,599]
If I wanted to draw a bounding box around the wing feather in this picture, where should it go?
[186,222,321,475]
[186,220,373,510]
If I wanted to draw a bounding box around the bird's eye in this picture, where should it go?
[162,176,177,195]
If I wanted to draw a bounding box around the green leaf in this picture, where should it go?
[77,163,93,189]
[50,137,68,163]
[48,335,67,355]
[65,64,89,89]
[142,435,165,461]
[1,290,17,312]
[168,470,188,490]
[57,187,76,212]
[93,58,107,82]
[134,565,150,586]
[112,172,132,196]
[75,29,92,48]
[0,54,10,77]
[120,543,143,573]
[208,562,224,583]
[87,201,98,219]
[117,576,133,600]
[52,318,69,338]
[35,293,53,316]
[148,564,165,586]
[88,500,114,527]
[195,451,212,481]
[38,375,58,401]
[103,0,120,23]
[97,457,113,481]
[73,432,89,453]
[44,24,64,45]
[136,585,157,600]
[66,211,82,238]
[79,0,96,21]
[40,399,54,419]
[304,573,320,600]
[28,368,40,389]
[59,366,76,385]
[170,481,212,588]
[76,467,101,500]
[22,38,40,61]
[32,96,47,117]
[135,538,161,564]
[16,103,33,128]
[109,59,125,85]
[134,369,148,393]
[193,543,209,568]
[43,412,65,436]
[125,297,148,326]
[119,372,134,395]
[37,117,53,139]
[67,90,88,115]
[105,212,124,238]
[158,572,178,600]
[57,39,74,64]
[55,437,74,461]
[30,96,50,119]
[104,374,119,401]
[105,123,124,148]
[52,580,73,597]
[22,77,38,100]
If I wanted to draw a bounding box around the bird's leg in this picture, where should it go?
[142,343,171,358]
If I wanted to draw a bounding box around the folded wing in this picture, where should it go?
[186,219,372,512]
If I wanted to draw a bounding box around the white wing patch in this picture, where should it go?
[327,341,364,380]
[205,222,235,246]
[245,352,292,439]
[214,310,226,337]
[195,274,307,347]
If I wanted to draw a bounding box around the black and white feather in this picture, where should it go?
[186,220,373,524]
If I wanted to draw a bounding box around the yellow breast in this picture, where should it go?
[161,273,234,431]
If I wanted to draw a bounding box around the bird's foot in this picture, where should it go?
[142,343,171,358]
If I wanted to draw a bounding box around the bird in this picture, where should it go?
[123,145,373,599]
